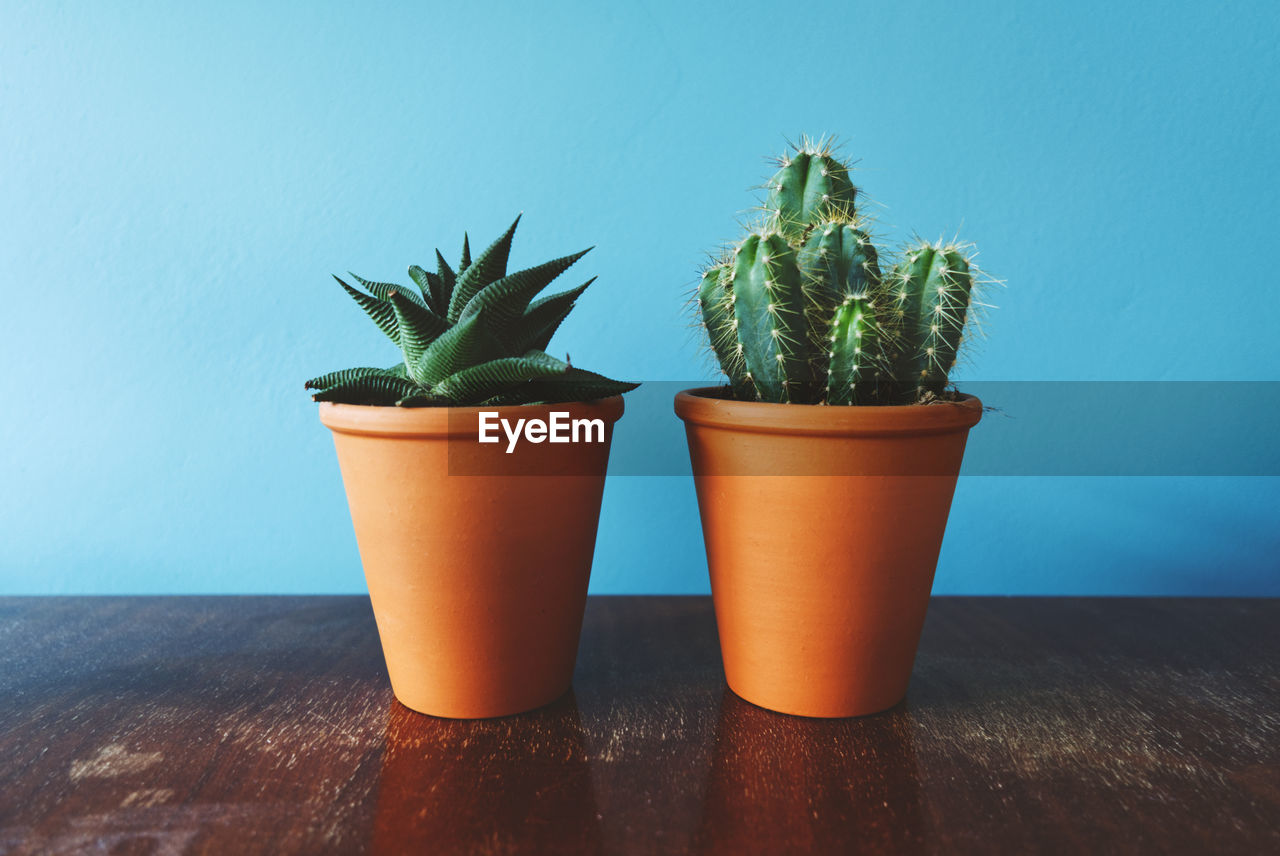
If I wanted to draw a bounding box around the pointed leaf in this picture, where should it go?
[334,276,398,344]
[436,249,455,291]
[306,366,391,390]
[426,250,455,315]
[519,367,639,404]
[388,290,449,378]
[458,249,590,341]
[458,233,472,275]
[510,277,594,352]
[349,272,429,311]
[407,264,443,313]
[307,367,423,405]
[448,215,520,322]
[431,351,569,404]
[411,311,500,386]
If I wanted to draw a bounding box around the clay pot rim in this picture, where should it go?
[674,386,982,438]
[319,395,625,439]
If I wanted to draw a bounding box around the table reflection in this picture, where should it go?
[371,692,603,854]
[694,688,927,853]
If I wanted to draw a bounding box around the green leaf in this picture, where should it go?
[458,233,472,275]
[458,249,590,341]
[388,290,449,378]
[334,276,398,344]
[432,351,569,403]
[510,277,594,353]
[407,265,443,314]
[396,393,445,407]
[411,311,499,387]
[349,272,429,311]
[448,215,520,322]
[306,367,423,405]
[518,367,639,404]
[306,366,385,390]
[436,249,455,294]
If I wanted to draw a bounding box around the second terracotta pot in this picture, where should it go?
[321,396,624,719]
[675,388,982,718]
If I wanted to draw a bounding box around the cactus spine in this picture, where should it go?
[696,139,986,405]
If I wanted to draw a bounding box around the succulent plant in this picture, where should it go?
[307,216,638,406]
[697,139,987,405]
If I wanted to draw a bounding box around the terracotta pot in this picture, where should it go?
[320,396,624,718]
[674,387,982,718]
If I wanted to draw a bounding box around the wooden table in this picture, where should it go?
[0,596,1276,854]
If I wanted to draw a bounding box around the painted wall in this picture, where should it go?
[3,0,1277,594]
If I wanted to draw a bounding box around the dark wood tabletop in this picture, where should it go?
[0,596,1276,855]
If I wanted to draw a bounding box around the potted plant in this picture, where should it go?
[309,215,637,718]
[675,140,993,717]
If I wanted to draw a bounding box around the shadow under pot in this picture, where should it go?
[674,387,982,718]
[320,396,625,718]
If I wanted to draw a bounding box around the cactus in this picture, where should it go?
[696,140,987,405]
[730,232,812,403]
[697,261,754,400]
[886,241,974,400]
[766,148,858,242]
[307,216,638,406]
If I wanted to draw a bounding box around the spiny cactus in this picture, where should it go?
[766,147,858,242]
[885,243,974,398]
[697,138,988,405]
[307,216,638,406]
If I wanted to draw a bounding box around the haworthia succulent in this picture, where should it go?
[308,217,637,406]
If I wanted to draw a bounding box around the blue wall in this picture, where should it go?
[3,0,1277,594]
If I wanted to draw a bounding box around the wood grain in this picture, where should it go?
[0,596,1276,854]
